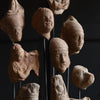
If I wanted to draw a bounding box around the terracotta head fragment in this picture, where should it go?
[47,0,70,15]
[51,75,69,100]
[8,43,39,82]
[0,0,24,42]
[15,83,40,100]
[60,16,84,55]
[70,97,90,100]
[32,7,54,40]
[71,65,95,90]
[49,38,70,73]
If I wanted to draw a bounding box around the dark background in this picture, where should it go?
[0,0,100,100]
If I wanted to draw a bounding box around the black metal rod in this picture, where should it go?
[67,67,70,93]
[43,39,48,100]
[19,82,21,88]
[13,83,15,100]
[79,88,81,99]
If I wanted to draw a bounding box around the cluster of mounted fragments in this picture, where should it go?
[0,0,95,100]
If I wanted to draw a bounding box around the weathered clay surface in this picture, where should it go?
[51,75,69,100]
[32,7,54,40]
[48,0,70,15]
[70,97,90,100]
[0,0,24,42]
[71,65,95,90]
[60,16,84,55]
[15,83,40,100]
[49,38,70,73]
[8,43,39,82]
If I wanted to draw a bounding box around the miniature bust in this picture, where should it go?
[0,0,24,42]
[51,75,69,100]
[15,83,40,100]
[47,0,70,15]
[49,38,70,73]
[60,16,84,55]
[32,7,54,40]
[8,43,39,82]
[70,97,90,100]
[71,65,95,90]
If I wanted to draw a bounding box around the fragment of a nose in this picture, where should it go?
[60,54,65,63]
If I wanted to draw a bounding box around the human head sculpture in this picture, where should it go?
[8,43,39,82]
[32,7,54,40]
[70,97,90,100]
[60,16,84,55]
[71,65,95,90]
[49,38,70,73]
[47,0,70,15]
[51,75,69,100]
[0,0,24,42]
[15,83,40,100]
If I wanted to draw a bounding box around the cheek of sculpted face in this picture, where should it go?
[60,16,84,55]
[49,38,70,73]
[0,0,24,42]
[8,43,39,82]
[51,75,69,100]
[47,0,70,15]
[71,65,95,90]
[15,83,40,100]
[32,7,54,40]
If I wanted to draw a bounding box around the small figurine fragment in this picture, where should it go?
[71,65,95,90]
[49,38,70,73]
[8,43,39,82]
[32,7,54,40]
[0,0,24,42]
[47,0,70,15]
[15,83,40,100]
[51,75,69,100]
[70,97,90,100]
[60,16,84,55]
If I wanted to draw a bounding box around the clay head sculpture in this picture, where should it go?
[15,83,40,100]
[32,7,54,40]
[49,38,70,73]
[70,97,90,100]
[0,0,24,42]
[60,16,84,55]
[8,43,39,82]
[47,0,70,15]
[51,75,69,100]
[71,65,95,90]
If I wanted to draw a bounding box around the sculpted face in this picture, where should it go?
[49,38,70,73]
[60,16,84,55]
[48,0,70,15]
[51,75,69,100]
[32,7,54,40]
[71,65,95,90]
[15,83,40,100]
[8,43,39,82]
[0,0,24,42]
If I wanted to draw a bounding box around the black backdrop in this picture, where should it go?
[0,0,100,100]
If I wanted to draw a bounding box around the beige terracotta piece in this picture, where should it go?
[47,0,70,15]
[15,83,40,100]
[32,7,54,40]
[49,38,70,73]
[60,16,84,55]
[8,43,39,82]
[70,97,90,100]
[0,0,24,42]
[71,65,95,90]
[51,75,69,100]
